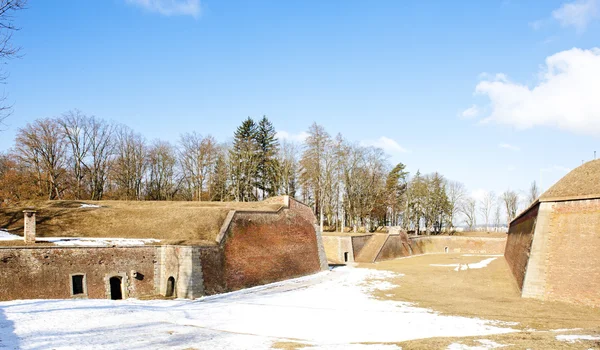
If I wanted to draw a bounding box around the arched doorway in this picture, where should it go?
[166,276,175,297]
[109,276,123,300]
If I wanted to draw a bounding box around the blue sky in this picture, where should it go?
[2,0,600,205]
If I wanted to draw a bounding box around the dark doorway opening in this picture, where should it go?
[109,276,123,300]
[72,275,84,295]
[343,252,349,262]
[166,276,175,297]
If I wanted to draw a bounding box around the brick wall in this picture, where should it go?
[223,208,321,291]
[198,246,225,295]
[351,235,371,259]
[0,246,157,300]
[505,204,539,290]
[410,236,506,255]
[542,199,600,307]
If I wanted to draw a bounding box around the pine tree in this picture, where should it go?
[229,117,259,202]
[255,116,280,199]
[209,151,229,201]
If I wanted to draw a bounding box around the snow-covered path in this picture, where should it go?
[0,266,518,349]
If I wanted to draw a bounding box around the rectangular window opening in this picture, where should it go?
[344,252,349,262]
[72,275,85,295]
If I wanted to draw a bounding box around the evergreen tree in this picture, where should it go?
[255,116,280,199]
[229,117,258,201]
[209,151,229,201]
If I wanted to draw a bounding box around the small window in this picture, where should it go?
[70,274,87,297]
[344,252,349,262]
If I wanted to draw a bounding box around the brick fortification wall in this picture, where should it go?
[198,247,225,295]
[409,236,506,255]
[0,246,157,300]
[534,200,600,307]
[223,205,322,291]
[377,234,411,261]
[504,204,539,290]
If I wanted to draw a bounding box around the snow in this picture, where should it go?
[0,229,20,241]
[80,204,101,208]
[36,237,161,246]
[556,334,600,343]
[447,339,509,349]
[431,258,498,271]
[0,266,518,349]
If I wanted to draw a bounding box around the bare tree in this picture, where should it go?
[502,189,519,224]
[85,117,114,200]
[0,0,27,125]
[58,110,91,199]
[494,201,503,231]
[277,139,299,197]
[527,180,540,205]
[15,118,67,199]
[460,197,477,231]
[479,191,496,232]
[299,123,332,231]
[446,180,466,231]
[112,125,147,200]
[146,140,179,200]
[179,132,218,201]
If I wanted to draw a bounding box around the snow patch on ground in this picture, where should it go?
[556,334,600,343]
[35,237,160,246]
[80,203,101,208]
[0,267,518,349]
[447,339,509,349]
[431,258,498,271]
[0,229,20,241]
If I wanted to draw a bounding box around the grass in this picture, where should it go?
[0,199,284,243]
[360,254,600,348]
[541,159,600,200]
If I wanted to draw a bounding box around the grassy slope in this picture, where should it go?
[363,254,600,349]
[0,200,283,244]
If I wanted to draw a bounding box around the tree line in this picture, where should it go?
[0,110,534,233]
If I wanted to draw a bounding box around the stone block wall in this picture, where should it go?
[321,235,354,264]
[157,245,204,299]
[0,246,157,300]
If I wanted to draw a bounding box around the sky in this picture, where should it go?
[1,0,599,204]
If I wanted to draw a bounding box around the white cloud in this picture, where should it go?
[460,105,480,119]
[276,131,309,143]
[360,136,409,154]
[499,143,520,151]
[125,0,201,17]
[470,189,488,202]
[552,0,599,33]
[471,47,600,135]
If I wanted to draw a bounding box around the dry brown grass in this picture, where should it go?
[541,159,600,200]
[359,254,600,348]
[0,200,283,242]
[395,331,600,349]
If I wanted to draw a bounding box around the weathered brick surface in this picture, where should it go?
[543,199,600,307]
[410,236,506,255]
[198,246,225,295]
[351,235,371,259]
[505,204,539,290]
[0,246,157,300]
[376,235,411,261]
[223,208,321,291]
